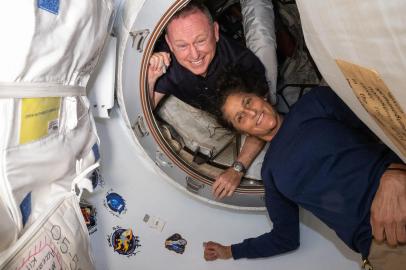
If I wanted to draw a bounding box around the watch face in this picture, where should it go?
[233,163,242,171]
[233,162,245,173]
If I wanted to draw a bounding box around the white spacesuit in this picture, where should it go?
[0,1,113,268]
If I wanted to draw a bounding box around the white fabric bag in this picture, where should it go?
[0,194,95,270]
[295,0,406,161]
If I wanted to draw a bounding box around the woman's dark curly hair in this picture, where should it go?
[213,65,269,131]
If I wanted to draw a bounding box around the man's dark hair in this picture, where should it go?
[214,66,269,130]
[166,0,214,33]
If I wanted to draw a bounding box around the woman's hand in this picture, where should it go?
[203,241,233,261]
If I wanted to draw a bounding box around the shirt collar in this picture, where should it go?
[206,43,220,77]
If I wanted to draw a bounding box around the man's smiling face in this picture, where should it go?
[165,10,219,77]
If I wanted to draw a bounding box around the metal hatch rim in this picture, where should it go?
[137,0,265,195]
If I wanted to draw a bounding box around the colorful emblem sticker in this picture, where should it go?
[91,168,105,190]
[165,233,187,254]
[108,226,141,257]
[80,201,97,235]
[103,190,127,217]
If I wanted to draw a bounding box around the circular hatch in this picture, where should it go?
[115,0,266,209]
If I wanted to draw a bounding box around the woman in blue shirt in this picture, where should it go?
[203,70,406,270]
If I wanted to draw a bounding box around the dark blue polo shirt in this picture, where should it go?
[155,35,266,114]
[231,87,402,259]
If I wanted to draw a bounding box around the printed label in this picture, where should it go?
[48,119,59,134]
[20,97,61,144]
[143,214,166,232]
[336,59,406,156]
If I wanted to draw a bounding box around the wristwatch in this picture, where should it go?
[231,161,247,174]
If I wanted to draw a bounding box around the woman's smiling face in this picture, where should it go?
[222,92,282,141]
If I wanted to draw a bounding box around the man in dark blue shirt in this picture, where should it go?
[147,1,268,199]
[151,35,265,114]
[203,73,406,269]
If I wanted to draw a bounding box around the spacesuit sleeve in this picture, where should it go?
[231,177,300,259]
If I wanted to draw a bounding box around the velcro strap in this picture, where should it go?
[0,82,86,98]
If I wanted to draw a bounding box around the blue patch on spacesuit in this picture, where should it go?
[20,192,32,227]
[38,0,60,15]
[92,143,100,161]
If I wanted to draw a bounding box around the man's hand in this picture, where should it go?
[370,166,406,246]
[212,167,243,199]
[203,241,232,261]
[147,52,171,89]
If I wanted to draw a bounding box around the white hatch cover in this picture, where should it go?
[296,0,406,162]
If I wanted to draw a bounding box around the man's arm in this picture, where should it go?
[371,163,406,246]
[147,52,170,108]
[212,136,265,199]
